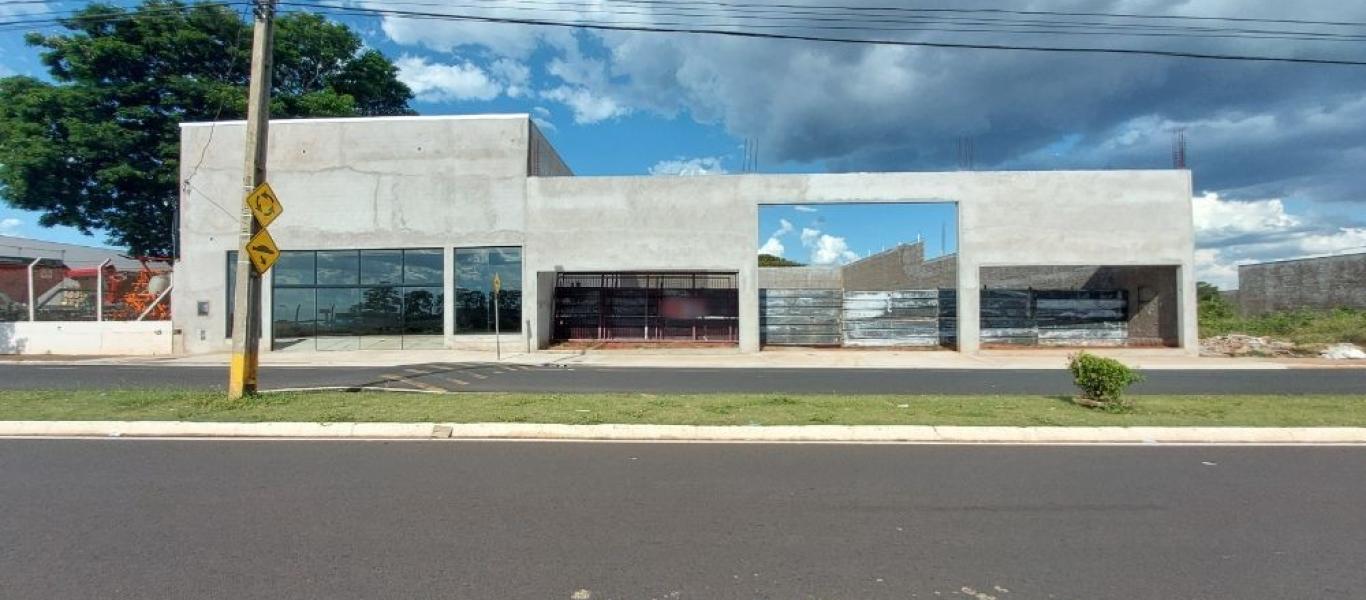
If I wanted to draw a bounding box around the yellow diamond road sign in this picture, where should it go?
[246,228,280,275]
[245,182,283,228]
[493,272,502,294]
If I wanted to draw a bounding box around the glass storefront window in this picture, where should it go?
[360,250,403,285]
[273,252,315,286]
[270,248,445,351]
[455,247,521,334]
[404,249,443,285]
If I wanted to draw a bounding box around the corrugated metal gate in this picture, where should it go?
[760,288,1128,348]
[981,289,1128,346]
[759,289,842,346]
[842,290,943,347]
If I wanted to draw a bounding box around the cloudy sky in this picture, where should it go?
[3,0,1366,287]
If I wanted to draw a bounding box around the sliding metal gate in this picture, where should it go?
[552,272,739,343]
[842,290,943,347]
[759,289,842,346]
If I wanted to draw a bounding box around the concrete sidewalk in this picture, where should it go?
[3,420,1365,444]
[13,347,1353,370]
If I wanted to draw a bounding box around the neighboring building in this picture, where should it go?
[0,235,143,321]
[0,236,172,355]
[1236,252,1366,316]
[174,114,1197,355]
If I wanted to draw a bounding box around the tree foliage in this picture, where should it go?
[758,254,805,267]
[0,1,413,255]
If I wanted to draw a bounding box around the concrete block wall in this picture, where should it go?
[1237,252,1366,316]
[757,266,843,289]
[842,243,925,291]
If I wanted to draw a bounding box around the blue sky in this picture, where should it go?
[4,1,1366,287]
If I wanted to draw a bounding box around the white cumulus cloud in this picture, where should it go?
[794,225,859,265]
[0,217,21,235]
[792,206,818,213]
[1193,192,1366,288]
[396,55,501,102]
[490,58,531,98]
[758,218,795,257]
[649,156,727,176]
[758,237,785,257]
[542,86,628,124]
[808,233,860,265]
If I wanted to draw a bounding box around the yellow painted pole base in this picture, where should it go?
[228,352,259,399]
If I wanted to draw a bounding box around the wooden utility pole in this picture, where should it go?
[228,0,277,398]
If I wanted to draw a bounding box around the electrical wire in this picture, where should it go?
[282,1,1366,66]
[325,0,1366,42]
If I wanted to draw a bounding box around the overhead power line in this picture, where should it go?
[1,0,1362,65]
[337,0,1366,42]
[280,1,1366,66]
[487,0,1366,29]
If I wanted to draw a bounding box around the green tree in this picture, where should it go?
[0,1,413,256]
[758,254,805,267]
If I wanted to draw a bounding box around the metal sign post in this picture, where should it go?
[493,272,502,361]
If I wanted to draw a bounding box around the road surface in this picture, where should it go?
[0,362,1363,394]
[1,440,1362,599]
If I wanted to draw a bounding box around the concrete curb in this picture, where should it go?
[3,421,1366,444]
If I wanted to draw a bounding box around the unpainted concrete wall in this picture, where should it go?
[1237,253,1366,316]
[174,114,536,355]
[758,266,843,289]
[175,114,1195,355]
[0,321,173,355]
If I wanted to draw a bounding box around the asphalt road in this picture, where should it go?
[1,440,1363,599]
[1,362,1364,395]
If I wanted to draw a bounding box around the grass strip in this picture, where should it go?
[0,389,1364,427]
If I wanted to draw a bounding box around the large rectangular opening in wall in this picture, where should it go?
[978,265,1181,348]
[757,202,959,348]
[551,272,738,345]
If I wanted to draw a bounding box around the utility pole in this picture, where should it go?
[228,0,277,398]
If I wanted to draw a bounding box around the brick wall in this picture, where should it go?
[1237,252,1366,316]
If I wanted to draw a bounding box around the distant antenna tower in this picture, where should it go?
[1172,128,1188,169]
[956,136,975,171]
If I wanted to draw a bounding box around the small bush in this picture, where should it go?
[1068,352,1143,411]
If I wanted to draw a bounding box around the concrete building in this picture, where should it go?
[173,114,1198,355]
[1235,252,1366,316]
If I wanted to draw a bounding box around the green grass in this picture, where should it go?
[1200,302,1366,347]
[1,389,1365,427]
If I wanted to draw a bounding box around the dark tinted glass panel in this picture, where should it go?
[357,286,402,336]
[403,287,444,335]
[271,248,443,350]
[274,251,315,286]
[316,287,361,336]
[226,251,237,337]
[316,250,358,286]
[404,249,443,285]
[455,247,521,334]
[272,288,316,339]
[360,250,403,285]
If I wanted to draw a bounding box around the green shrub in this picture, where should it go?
[1067,352,1143,411]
